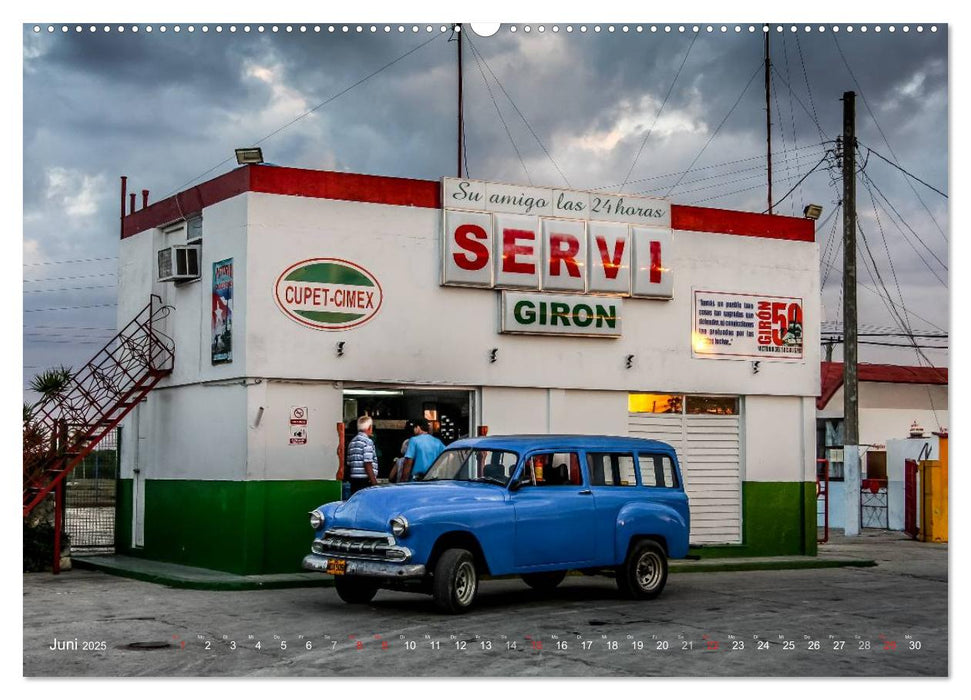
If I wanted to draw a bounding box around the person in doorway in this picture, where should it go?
[401,418,446,482]
[345,415,379,495]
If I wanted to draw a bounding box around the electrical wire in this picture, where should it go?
[862,145,948,199]
[163,32,445,199]
[465,36,571,188]
[23,284,116,295]
[620,30,699,192]
[664,61,764,198]
[861,170,947,276]
[23,303,117,313]
[761,152,832,213]
[467,38,532,185]
[594,142,827,192]
[831,33,946,243]
[23,256,117,267]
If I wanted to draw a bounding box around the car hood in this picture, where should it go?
[329,481,506,532]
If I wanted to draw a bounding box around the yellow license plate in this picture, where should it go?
[326,558,347,575]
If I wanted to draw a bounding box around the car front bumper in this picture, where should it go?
[302,554,427,579]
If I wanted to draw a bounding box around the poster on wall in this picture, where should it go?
[693,290,804,360]
[211,258,233,364]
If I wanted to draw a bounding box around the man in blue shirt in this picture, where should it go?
[401,418,445,481]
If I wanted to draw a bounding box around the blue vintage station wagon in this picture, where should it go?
[302,435,690,614]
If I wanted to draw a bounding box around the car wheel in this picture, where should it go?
[617,540,668,600]
[432,548,478,614]
[521,571,567,591]
[333,576,378,604]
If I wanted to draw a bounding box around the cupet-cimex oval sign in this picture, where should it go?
[274,258,383,331]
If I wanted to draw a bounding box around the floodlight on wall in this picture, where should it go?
[803,204,823,220]
[235,147,264,165]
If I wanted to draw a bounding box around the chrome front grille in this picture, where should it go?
[314,528,410,562]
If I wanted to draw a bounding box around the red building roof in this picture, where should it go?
[121,164,816,242]
[818,361,948,410]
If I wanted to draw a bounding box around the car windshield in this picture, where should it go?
[420,448,520,486]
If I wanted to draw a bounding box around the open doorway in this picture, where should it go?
[342,388,474,479]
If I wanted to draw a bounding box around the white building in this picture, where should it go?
[815,361,948,531]
[115,165,821,574]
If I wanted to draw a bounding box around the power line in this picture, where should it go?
[831,33,946,242]
[163,32,445,199]
[620,31,699,192]
[23,284,116,295]
[819,257,946,334]
[632,149,826,197]
[863,145,948,199]
[466,38,532,185]
[24,272,116,284]
[761,152,832,213]
[594,143,826,193]
[23,303,117,313]
[465,35,571,188]
[664,61,764,198]
[23,256,117,267]
[861,170,947,278]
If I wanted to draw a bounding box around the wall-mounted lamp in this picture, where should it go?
[752,361,761,375]
[489,348,498,363]
[625,354,635,369]
[336,341,345,358]
[235,147,264,165]
[803,204,823,220]
[253,406,264,428]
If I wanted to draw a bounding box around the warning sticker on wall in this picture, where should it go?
[290,406,308,425]
[290,425,308,445]
[692,290,804,361]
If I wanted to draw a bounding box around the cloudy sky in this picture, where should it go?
[21,19,949,400]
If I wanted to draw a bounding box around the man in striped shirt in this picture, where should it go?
[345,415,379,495]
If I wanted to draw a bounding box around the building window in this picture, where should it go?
[628,394,682,414]
[817,418,845,480]
[685,395,739,415]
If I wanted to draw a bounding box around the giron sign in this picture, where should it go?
[501,291,622,338]
[274,258,383,331]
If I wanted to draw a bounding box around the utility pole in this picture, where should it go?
[764,28,772,214]
[841,91,860,537]
[456,23,464,179]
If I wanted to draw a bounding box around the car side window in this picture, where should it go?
[586,452,637,487]
[520,452,581,487]
[637,453,679,488]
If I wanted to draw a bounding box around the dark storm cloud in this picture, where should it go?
[22,23,950,394]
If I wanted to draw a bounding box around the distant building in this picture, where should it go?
[815,361,947,530]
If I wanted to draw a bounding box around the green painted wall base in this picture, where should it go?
[689,481,818,558]
[115,479,815,574]
[115,479,341,574]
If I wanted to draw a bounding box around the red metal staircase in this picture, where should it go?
[23,296,175,530]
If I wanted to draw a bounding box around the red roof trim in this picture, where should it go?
[121,165,814,242]
[817,361,948,410]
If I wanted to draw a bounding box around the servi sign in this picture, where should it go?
[441,178,673,337]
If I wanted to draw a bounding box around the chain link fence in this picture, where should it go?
[64,428,119,552]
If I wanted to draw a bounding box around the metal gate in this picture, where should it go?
[860,478,889,529]
[64,428,119,552]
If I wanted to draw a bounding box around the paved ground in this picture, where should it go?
[23,530,947,677]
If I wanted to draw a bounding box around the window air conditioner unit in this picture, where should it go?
[157,245,201,282]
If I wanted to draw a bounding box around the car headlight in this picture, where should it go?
[390,515,409,538]
[309,509,324,530]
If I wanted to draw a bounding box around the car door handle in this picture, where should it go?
[578,489,592,495]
